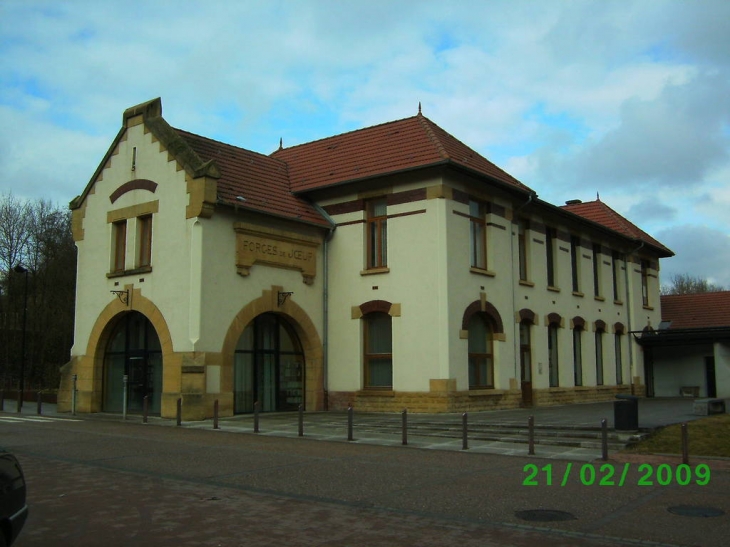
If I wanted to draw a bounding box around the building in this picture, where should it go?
[58,98,673,420]
[638,291,730,398]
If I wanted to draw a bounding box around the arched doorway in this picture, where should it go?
[103,311,162,414]
[234,313,305,413]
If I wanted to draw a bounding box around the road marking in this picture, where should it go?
[0,416,82,423]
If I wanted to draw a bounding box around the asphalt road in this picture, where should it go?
[2,412,729,547]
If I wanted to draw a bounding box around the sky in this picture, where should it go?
[1,0,729,288]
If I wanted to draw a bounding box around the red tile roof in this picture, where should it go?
[661,292,730,329]
[176,129,330,227]
[271,114,532,194]
[561,199,673,257]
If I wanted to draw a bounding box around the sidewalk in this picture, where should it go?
[2,397,718,462]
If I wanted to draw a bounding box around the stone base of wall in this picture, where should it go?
[328,384,642,413]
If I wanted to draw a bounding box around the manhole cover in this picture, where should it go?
[667,505,725,518]
[515,509,577,522]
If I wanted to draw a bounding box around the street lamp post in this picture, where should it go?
[13,264,28,413]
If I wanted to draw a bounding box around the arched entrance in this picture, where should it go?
[103,311,162,414]
[234,313,304,413]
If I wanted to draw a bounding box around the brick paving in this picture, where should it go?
[3,398,730,546]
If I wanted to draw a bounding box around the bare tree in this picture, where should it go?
[0,192,76,391]
[661,273,725,295]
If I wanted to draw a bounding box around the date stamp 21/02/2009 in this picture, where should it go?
[522,462,711,487]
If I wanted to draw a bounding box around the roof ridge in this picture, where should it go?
[175,127,287,166]
[270,115,420,155]
[417,114,450,160]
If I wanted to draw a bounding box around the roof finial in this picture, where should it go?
[418,101,422,115]
[279,137,283,151]
[596,191,600,201]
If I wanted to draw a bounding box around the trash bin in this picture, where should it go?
[614,394,639,430]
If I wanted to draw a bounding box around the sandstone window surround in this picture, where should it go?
[107,200,159,278]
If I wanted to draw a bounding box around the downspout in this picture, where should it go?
[624,239,644,395]
[310,202,337,411]
[511,192,537,387]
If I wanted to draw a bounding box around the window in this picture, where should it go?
[112,220,127,273]
[592,244,601,297]
[519,321,531,382]
[570,235,581,293]
[366,198,387,269]
[364,312,392,388]
[468,313,494,389]
[518,219,529,281]
[469,200,487,269]
[548,323,559,387]
[615,333,623,385]
[137,215,152,268]
[546,227,557,287]
[595,329,604,385]
[612,251,622,302]
[573,326,583,386]
[641,260,650,307]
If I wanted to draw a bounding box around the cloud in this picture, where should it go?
[658,225,730,288]
[627,199,677,224]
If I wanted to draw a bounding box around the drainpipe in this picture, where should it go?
[624,239,644,395]
[310,202,337,411]
[511,192,537,386]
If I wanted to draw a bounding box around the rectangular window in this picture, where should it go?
[612,251,622,302]
[641,260,650,307]
[112,220,127,273]
[570,235,581,293]
[546,227,557,287]
[595,330,604,385]
[364,312,392,389]
[366,199,387,269]
[469,200,487,269]
[592,243,601,297]
[518,219,529,281]
[573,327,583,386]
[548,324,559,387]
[137,215,152,268]
[615,334,623,385]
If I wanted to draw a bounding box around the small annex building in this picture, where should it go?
[58,98,673,420]
[638,291,730,399]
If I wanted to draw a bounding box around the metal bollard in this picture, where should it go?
[122,375,129,420]
[0,390,4,411]
[72,374,77,416]
[143,396,149,424]
[16,390,22,413]
[37,392,42,415]
[462,412,469,450]
[176,397,182,426]
[213,399,219,430]
[681,423,689,465]
[528,415,535,455]
[347,405,354,441]
[601,419,608,461]
[298,404,304,437]
[402,409,408,446]
[253,401,260,433]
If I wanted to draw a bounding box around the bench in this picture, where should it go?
[693,398,726,416]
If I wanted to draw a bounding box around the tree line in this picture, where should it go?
[1,191,76,392]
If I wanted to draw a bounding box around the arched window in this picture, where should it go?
[104,311,162,414]
[595,327,605,386]
[547,317,560,387]
[468,313,494,389]
[573,325,583,387]
[364,312,392,389]
[234,313,304,413]
[614,323,625,385]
